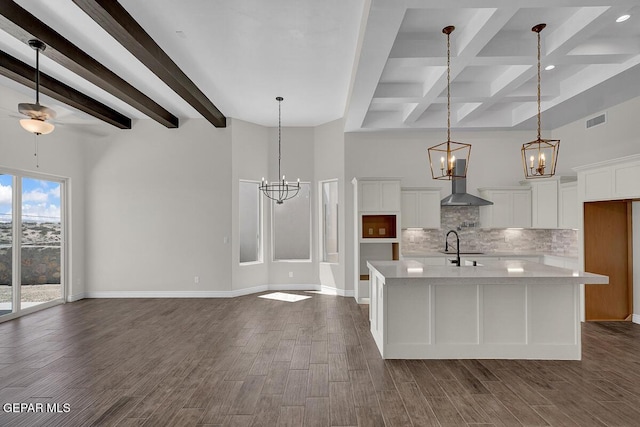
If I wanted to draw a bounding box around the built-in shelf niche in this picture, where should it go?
[362,215,397,239]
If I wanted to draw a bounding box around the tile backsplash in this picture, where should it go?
[402,206,578,257]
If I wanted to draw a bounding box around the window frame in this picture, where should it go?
[239,179,263,266]
[319,179,339,264]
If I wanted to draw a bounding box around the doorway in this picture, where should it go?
[584,200,633,321]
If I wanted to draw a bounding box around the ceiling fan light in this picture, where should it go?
[20,118,55,135]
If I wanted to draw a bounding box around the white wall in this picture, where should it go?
[83,119,233,295]
[231,118,269,291]
[314,119,346,292]
[268,126,317,285]
[552,96,640,173]
[0,116,86,302]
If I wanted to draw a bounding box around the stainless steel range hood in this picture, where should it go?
[441,159,493,206]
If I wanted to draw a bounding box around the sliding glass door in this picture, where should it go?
[0,174,13,316]
[0,171,65,321]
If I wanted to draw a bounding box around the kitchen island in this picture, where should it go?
[367,259,608,360]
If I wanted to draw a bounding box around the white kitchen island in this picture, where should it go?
[367,260,608,360]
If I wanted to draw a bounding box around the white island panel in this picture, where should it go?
[434,285,478,344]
[386,284,430,345]
[529,283,578,344]
[483,284,526,344]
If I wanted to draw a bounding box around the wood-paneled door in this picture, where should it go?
[584,200,633,321]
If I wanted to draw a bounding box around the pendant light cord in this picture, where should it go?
[446,30,451,143]
[278,97,282,181]
[536,29,541,141]
[35,46,40,105]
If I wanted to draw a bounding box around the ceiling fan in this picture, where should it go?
[18,39,56,135]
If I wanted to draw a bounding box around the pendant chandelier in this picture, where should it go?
[521,24,559,179]
[18,39,56,135]
[428,26,471,180]
[259,97,300,204]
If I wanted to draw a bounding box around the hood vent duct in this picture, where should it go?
[440,159,493,206]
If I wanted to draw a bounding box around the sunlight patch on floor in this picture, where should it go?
[258,292,312,302]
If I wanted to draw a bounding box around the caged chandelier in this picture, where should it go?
[427,26,471,180]
[19,39,56,135]
[259,97,300,204]
[521,23,559,179]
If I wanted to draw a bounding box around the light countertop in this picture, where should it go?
[367,260,608,286]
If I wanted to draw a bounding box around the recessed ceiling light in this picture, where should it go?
[616,14,630,23]
[545,65,555,71]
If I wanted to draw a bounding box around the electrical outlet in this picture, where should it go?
[194,276,199,284]
[409,235,415,243]
[368,228,373,235]
[379,228,386,235]
[289,272,293,278]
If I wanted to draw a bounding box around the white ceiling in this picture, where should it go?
[0,0,639,132]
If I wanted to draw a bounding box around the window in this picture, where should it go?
[239,180,262,263]
[321,180,339,263]
[272,182,311,261]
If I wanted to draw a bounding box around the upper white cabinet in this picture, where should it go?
[359,179,401,212]
[478,187,531,228]
[401,188,441,229]
[559,181,578,229]
[530,180,559,228]
[524,177,577,229]
[575,154,640,202]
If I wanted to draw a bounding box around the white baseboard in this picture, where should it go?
[81,284,354,300]
[85,290,235,298]
[230,285,269,297]
[633,314,640,325]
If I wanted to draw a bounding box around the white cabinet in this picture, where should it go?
[478,187,531,228]
[401,188,440,229]
[524,177,577,229]
[359,180,400,212]
[352,177,401,304]
[575,154,640,202]
[530,181,558,228]
[559,182,579,229]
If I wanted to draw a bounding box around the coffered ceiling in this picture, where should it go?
[346,0,640,131]
[0,0,638,132]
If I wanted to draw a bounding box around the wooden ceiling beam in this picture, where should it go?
[0,0,179,128]
[72,0,226,128]
[0,49,131,129]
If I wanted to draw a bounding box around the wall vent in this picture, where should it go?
[586,113,606,129]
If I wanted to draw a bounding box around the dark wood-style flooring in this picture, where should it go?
[1,292,640,426]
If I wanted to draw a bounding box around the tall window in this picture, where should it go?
[239,180,262,264]
[321,180,339,263]
[273,182,311,261]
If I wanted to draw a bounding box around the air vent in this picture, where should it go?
[586,113,606,129]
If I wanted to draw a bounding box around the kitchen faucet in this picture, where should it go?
[445,229,461,267]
